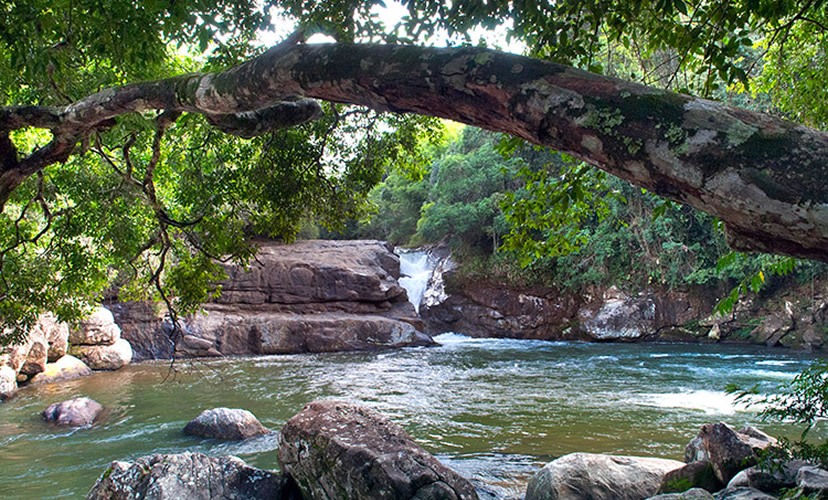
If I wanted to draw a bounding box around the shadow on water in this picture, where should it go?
[0,334,822,499]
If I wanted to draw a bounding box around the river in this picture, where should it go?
[0,335,819,498]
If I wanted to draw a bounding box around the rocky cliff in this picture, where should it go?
[112,240,435,360]
[420,249,828,350]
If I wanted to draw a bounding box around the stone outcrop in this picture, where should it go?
[183,408,270,440]
[42,397,103,427]
[86,452,298,500]
[525,452,684,500]
[112,240,435,360]
[278,400,479,500]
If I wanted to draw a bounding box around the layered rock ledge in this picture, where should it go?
[111,240,435,360]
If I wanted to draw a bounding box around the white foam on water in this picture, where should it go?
[635,389,753,415]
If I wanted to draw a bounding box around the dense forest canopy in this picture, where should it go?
[2,0,828,342]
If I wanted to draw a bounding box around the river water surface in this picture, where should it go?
[0,335,821,499]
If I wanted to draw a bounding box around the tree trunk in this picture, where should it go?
[2,43,828,261]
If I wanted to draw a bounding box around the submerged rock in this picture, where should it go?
[42,397,103,427]
[526,452,684,500]
[86,452,298,500]
[183,407,270,440]
[278,400,479,499]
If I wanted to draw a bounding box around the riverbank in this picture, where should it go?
[0,336,820,498]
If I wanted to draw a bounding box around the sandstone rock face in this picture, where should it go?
[278,400,479,500]
[113,240,434,359]
[86,452,297,500]
[29,355,92,385]
[71,338,133,370]
[525,452,684,500]
[42,397,103,426]
[70,307,121,346]
[684,424,775,485]
[183,408,270,440]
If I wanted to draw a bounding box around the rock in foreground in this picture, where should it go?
[684,423,775,484]
[278,400,479,500]
[42,397,103,427]
[86,452,298,500]
[526,452,684,500]
[183,407,270,440]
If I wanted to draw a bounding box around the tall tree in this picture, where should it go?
[2,0,828,339]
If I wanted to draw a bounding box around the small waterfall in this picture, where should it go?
[398,250,435,313]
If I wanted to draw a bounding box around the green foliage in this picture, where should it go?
[3,0,828,344]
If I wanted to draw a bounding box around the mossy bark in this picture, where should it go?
[2,43,828,260]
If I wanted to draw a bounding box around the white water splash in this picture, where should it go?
[636,389,753,415]
[398,250,435,313]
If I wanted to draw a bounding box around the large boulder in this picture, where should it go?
[19,336,48,376]
[684,424,775,484]
[42,315,70,362]
[0,365,16,399]
[526,452,684,500]
[29,355,92,385]
[43,397,103,427]
[278,400,479,500]
[86,452,298,500]
[713,487,777,499]
[183,407,270,440]
[71,338,132,370]
[660,461,721,493]
[795,465,828,497]
[647,489,715,499]
[71,307,121,346]
[726,460,807,494]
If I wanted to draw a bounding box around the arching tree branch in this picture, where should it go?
[1,43,827,261]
